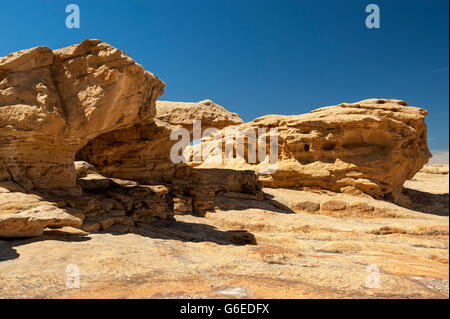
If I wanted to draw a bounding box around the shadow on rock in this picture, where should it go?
[0,234,91,262]
[211,192,295,215]
[0,241,20,262]
[10,233,91,246]
[130,219,257,246]
[399,188,449,216]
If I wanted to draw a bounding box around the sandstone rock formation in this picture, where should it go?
[1,160,261,237]
[0,205,82,238]
[0,39,165,191]
[193,99,432,200]
[75,99,261,219]
[155,99,243,128]
[76,99,243,183]
[0,41,433,242]
[419,164,449,175]
[0,167,176,236]
[0,40,447,299]
[1,40,263,237]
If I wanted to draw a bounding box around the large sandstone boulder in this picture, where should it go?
[155,99,243,128]
[193,99,432,200]
[0,39,165,191]
[76,99,244,184]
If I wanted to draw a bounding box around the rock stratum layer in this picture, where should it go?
[193,99,432,200]
[0,39,165,191]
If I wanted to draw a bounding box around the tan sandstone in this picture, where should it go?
[0,205,82,238]
[74,99,262,220]
[0,39,165,192]
[75,99,244,184]
[193,99,432,200]
[0,41,447,299]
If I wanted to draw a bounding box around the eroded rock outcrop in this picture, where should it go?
[0,40,262,237]
[0,39,165,191]
[0,167,176,236]
[76,99,243,183]
[1,40,432,240]
[0,39,170,237]
[75,99,261,218]
[155,99,243,128]
[193,99,432,200]
[76,99,260,201]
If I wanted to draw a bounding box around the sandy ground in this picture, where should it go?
[0,165,448,298]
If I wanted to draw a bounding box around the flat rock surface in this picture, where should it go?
[0,166,448,298]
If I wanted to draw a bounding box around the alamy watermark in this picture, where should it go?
[365,264,380,288]
[170,120,279,174]
[65,4,80,29]
[64,4,378,30]
[365,4,380,29]
[65,264,80,288]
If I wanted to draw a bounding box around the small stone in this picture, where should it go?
[320,199,346,211]
[348,202,374,213]
[292,201,320,212]
[81,221,100,233]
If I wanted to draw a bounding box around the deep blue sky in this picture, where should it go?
[1,0,448,155]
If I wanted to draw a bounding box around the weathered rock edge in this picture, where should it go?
[0,39,165,191]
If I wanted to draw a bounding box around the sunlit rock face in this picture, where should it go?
[0,39,432,240]
[0,39,165,191]
[75,99,244,184]
[75,98,261,218]
[0,41,265,238]
[193,99,432,200]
